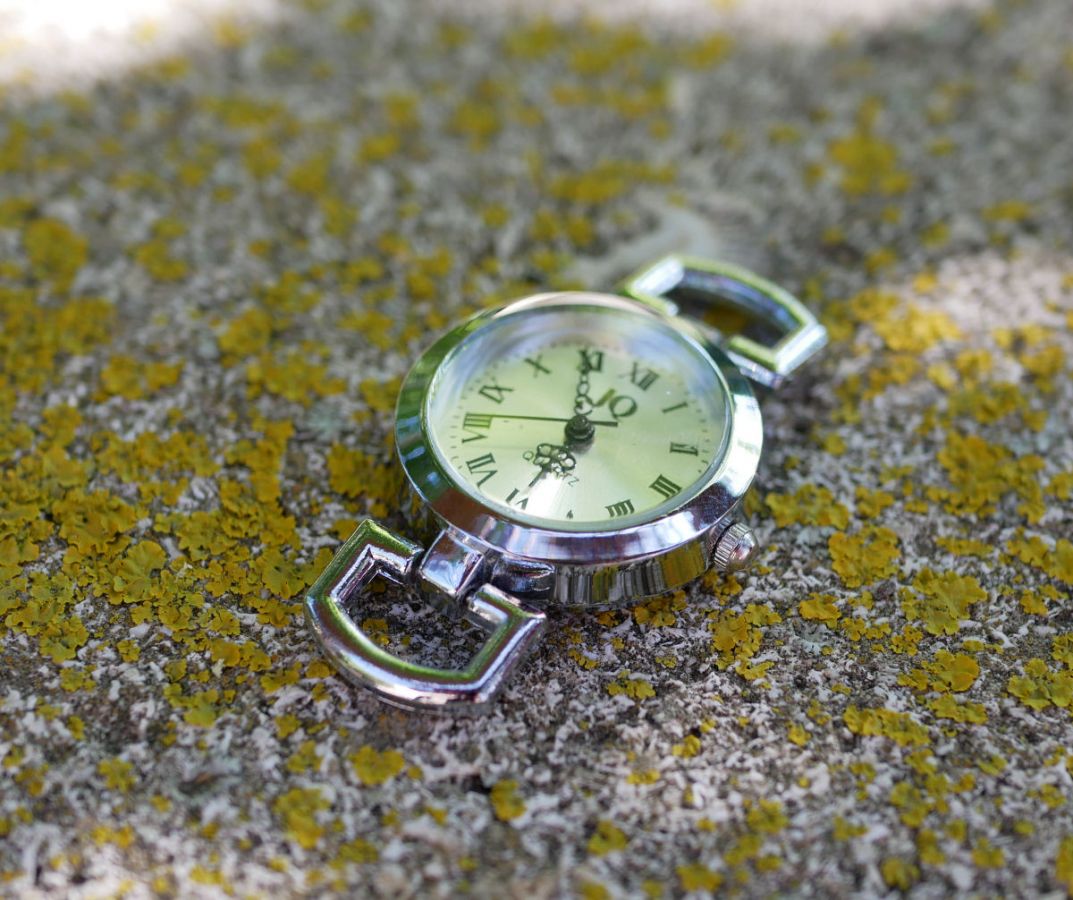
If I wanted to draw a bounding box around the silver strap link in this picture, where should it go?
[622,254,827,390]
[305,520,547,713]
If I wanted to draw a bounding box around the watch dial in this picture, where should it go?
[424,302,731,531]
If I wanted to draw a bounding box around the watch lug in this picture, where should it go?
[491,556,555,605]
[416,529,489,618]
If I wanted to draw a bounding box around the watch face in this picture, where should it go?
[422,301,732,532]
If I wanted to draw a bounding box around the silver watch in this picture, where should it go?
[305,255,826,713]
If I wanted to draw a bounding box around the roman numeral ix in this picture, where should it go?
[478,381,513,404]
[670,441,699,456]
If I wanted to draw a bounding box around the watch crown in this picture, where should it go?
[712,522,759,573]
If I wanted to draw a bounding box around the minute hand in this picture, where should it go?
[487,414,618,427]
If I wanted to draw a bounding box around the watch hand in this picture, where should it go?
[526,442,576,487]
[485,414,618,427]
[527,466,550,488]
[567,348,598,447]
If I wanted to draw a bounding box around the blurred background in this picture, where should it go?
[1,0,1071,897]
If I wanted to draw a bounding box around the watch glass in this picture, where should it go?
[424,301,732,532]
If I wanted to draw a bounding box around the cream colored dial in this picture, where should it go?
[425,304,730,531]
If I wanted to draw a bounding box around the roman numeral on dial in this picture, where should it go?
[524,356,551,376]
[461,412,492,442]
[504,488,530,509]
[605,499,634,518]
[670,441,699,455]
[465,452,497,487]
[627,361,659,391]
[579,348,604,372]
[478,381,513,404]
[649,474,681,499]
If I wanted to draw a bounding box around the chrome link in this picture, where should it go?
[416,528,488,618]
[622,254,828,390]
[305,520,547,713]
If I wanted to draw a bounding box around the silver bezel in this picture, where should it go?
[395,291,762,607]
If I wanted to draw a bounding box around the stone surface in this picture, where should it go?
[1,0,1072,897]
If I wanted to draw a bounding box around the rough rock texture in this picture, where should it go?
[1,0,1072,897]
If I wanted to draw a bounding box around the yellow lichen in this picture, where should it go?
[607,673,656,701]
[930,430,1045,521]
[490,780,525,821]
[97,758,136,792]
[671,735,702,758]
[334,837,378,866]
[246,351,343,405]
[218,308,275,362]
[1007,535,1073,585]
[1007,658,1073,712]
[99,355,183,400]
[829,526,900,588]
[677,864,723,892]
[855,487,895,519]
[23,218,88,292]
[873,305,961,352]
[881,857,919,890]
[588,820,628,856]
[799,593,842,624]
[1057,836,1073,894]
[746,799,788,834]
[828,105,912,197]
[273,787,329,850]
[844,705,929,747]
[766,484,850,529]
[350,746,406,787]
[902,570,987,636]
[631,591,686,627]
[972,837,1004,868]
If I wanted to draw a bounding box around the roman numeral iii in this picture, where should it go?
[605,499,635,518]
[627,361,659,391]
